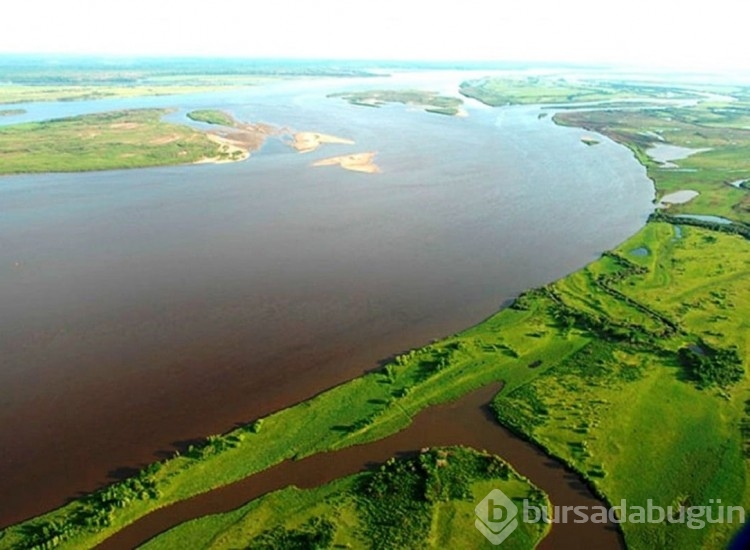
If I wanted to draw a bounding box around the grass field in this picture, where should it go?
[329,90,465,116]
[0,109,228,174]
[142,447,549,550]
[495,223,750,549]
[2,79,750,550]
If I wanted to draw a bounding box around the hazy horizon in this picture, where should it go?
[2,0,747,74]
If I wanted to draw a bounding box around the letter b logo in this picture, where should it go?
[475,489,519,545]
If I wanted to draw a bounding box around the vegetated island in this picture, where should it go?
[186,109,238,127]
[330,89,466,116]
[312,152,380,174]
[0,105,361,174]
[580,135,599,146]
[0,109,274,174]
[0,108,25,116]
[142,447,549,550]
[4,81,750,550]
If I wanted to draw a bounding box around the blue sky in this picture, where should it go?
[2,0,747,71]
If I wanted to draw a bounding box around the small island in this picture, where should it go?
[0,108,26,117]
[312,152,380,173]
[186,109,238,127]
[329,89,466,116]
[581,135,600,146]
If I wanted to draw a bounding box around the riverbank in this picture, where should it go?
[553,103,750,225]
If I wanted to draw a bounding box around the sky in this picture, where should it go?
[1,0,747,72]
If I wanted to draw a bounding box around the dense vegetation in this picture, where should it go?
[143,447,548,550]
[245,518,336,550]
[679,344,744,388]
[0,109,225,174]
[329,90,465,116]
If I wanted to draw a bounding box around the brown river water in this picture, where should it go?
[0,71,653,542]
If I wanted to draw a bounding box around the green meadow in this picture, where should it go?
[0,109,224,174]
[495,223,750,549]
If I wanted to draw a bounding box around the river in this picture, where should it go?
[99,385,622,549]
[0,71,654,530]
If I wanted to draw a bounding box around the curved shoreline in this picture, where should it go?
[99,385,622,550]
[0,88,656,548]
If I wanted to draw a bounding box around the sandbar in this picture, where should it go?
[292,132,354,153]
[312,152,380,174]
[198,122,278,164]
